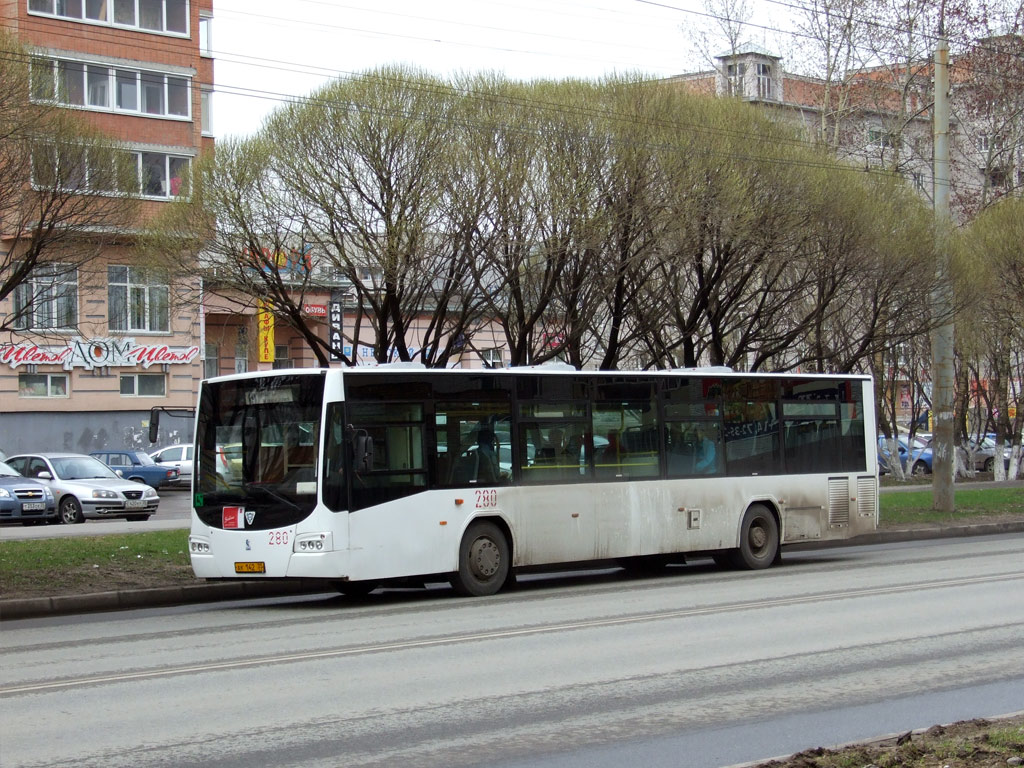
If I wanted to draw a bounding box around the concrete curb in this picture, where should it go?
[3,523,1024,621]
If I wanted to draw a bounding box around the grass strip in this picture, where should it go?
[0,530,192,598]
[879,487,1024,525]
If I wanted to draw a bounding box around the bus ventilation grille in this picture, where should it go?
[828,478,850,526]
[857,477,877,518]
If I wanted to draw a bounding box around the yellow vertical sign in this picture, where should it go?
[258,301,275,363]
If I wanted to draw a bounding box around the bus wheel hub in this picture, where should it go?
[471,538,500,578]
[750,526,767,550]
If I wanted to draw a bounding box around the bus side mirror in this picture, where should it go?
[149,408,160,443]
[352,434,374,473]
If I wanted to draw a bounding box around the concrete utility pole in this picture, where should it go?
[931,13,955,512]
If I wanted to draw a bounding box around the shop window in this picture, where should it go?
[120,373,165,396]
[18,373,69,398]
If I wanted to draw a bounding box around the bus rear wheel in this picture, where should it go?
[452,520,509,597]
[731,504,779,570]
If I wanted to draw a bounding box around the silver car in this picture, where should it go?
[5,453,160,524]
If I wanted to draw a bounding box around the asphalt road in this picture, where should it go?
[2,534,1022,768]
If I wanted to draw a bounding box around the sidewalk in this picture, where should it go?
[3,520,1024,621]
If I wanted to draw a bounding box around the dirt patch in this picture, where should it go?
[752,715,1024,768]
[2,560,196,600]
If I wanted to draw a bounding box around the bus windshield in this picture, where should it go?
[194,373,326,530]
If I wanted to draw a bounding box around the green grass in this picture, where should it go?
[0,530,192,598]
[879,487,1024,525]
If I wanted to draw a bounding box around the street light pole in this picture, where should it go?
[931,12,955,512]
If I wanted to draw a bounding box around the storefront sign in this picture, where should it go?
[0,338,200,370]
[328,295,344,362]
[258,302,275,363]
[303,304,327,317]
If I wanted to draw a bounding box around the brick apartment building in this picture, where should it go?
[0,0,213,454]
[669,39,1024,221]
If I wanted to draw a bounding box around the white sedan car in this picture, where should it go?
[6,453,160,524]
[149,444,193,487]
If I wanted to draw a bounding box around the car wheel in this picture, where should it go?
[984,458,994,473]
[912,461,930,476]
[59,496,85,524]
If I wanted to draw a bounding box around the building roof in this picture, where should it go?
[715,41,781,60]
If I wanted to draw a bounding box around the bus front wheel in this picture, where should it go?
[731,504,779,570]
[452,520,510,597]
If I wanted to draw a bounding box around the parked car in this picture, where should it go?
[905,436,934,475]
[90,450,179,489]
[876,435,908,474]
[961,436,1004,472]
[0,460,57,525]
[5,453,159,524]
[149,444,193,487]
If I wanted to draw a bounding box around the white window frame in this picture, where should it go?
[32,56,191,121]
[18,373,70,398]
[756,62,772,99]
[108,265,170,332]
[204,343,218,378]
[28,0,190,37]
[133,150,191,199]
[868,127,898,149]
[119,372,166,397]
[481,348,504,369]
[13,264,78,330]
[199,13,212,57]
[200,86,212,135]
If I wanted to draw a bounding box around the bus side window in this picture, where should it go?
[323,403,346,511]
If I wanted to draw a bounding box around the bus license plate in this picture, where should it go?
[125,500,146,509]
[22,502,45,511]
[235,562,266,574]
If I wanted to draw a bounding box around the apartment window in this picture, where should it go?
[200,87,212,135]
[203,343,218,379]
[987,166,1009,189]
[30,58,55,100]
[34,58,191,119]
[756,62,772,99]
[868,128,898,148]
[235,328,248,373]
[272,344,292,370]
[480,348,504,369]
[31,0,188,35]
[13,264,78,330]
[30,143,113,192]
[19,373,69,398]
[136,152,190,198]
[120,373,165,396]
[199,14,212,56]
[108,266,169,332]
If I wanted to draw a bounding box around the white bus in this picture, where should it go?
[187,366,878,596]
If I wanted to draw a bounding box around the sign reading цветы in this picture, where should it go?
[0,338,200,370]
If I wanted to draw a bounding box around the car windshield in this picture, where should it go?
[132,453,156,465]
[0,461,20,478]
[52,456,119,480]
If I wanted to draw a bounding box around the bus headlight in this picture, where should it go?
[189,535,211,554]
[294,532,332,553]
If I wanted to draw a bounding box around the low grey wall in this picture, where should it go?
[0,411,194,457]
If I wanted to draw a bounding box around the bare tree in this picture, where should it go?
[1,31,139,336]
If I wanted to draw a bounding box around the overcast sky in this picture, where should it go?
[209,0,789,139]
